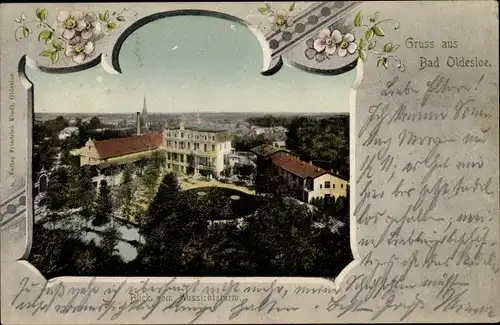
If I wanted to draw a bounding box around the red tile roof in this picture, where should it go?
[92,132,163,159]
[270,152,329,179]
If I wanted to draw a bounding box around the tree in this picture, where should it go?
[186,152,196,175]
[87,116,102,130]
[68,167,96,216]
[100,223,121,256]
[232,134,272,152]
[286,116,349,179]
[93,180,113,227]
[221,165,232,178]
[41,167,70,211]
[235,164,255,179]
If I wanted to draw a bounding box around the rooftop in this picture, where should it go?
[167,125,228,133]
[90,132,163,159]
[271,152,344,180]
[250,144,291,157]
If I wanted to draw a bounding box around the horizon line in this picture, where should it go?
[34,111,349,115]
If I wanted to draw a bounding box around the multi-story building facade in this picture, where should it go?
[163,122,233,176]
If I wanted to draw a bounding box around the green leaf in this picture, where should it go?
[358,37,365,49]
[368,40,376,50]
[117,16,126,22]
[38,30,52,41]
[36,8,48,21]
[107,22,119,31]
[377,57,386,67]
[383,42,393,52]
[354,11,362,27]
[50,51,59,64]
[52,39,63,51]
[373,25,385,36]
[365,28,374,41]
[358,49,367,61]
[104,10,109,22]
[40,50,52,57]
[258,7,268,14]
[289,2,296,11]
[22,26,31,38]
[99,13,104,21]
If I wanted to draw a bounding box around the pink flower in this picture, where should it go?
[337,33,358,57]
[57,11,86,40]
[64,36,95,63]
[313,29,342,56]
[268,9,293,32]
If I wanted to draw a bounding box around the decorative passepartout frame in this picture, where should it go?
[1,1,499,324]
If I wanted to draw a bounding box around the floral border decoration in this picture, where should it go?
[305,11,405,71]
[14,8,137,64]
[258,2,296,32]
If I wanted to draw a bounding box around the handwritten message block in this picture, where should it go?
[353,70,498,320]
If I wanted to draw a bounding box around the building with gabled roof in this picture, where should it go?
[79,132,163,166]
[268,151,348,203]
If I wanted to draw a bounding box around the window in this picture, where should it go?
[320,184,322,189]
[341,184,344,188]
[181,133,184,138]
[204,144,207,152]
[325,181,331,188]
[333,184,335,189]
[212,144,215,151]
[205,135,207,140]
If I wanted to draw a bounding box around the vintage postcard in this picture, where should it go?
[0,1,498,324]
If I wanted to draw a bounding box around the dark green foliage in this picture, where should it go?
[245,114,290,128]
[234,164,255,179]
[232,134,272,152]
[30,224,126,278]
[93,180,112,227]
[286,116,349,179]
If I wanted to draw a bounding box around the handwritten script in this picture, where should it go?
[353,71,498,322]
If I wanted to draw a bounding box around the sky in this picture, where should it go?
[27,16,356,114]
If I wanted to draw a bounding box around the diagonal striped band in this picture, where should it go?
[266,1,363,59]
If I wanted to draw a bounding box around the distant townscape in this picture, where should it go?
[31,96,351,278]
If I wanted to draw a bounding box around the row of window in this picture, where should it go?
[166,141,229,152]
[166,132,216,141]
[166,152,215,165]
[320,181,344,189]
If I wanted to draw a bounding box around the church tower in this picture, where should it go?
[141,95,149,131]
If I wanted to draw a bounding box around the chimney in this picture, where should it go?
[136,112,141,136]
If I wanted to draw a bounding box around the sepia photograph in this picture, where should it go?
[28,14,353,279]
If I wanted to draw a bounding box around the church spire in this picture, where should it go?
[142,95,148,116]
[141,95,149,131]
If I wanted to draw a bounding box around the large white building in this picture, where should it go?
[163,122,233,177]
